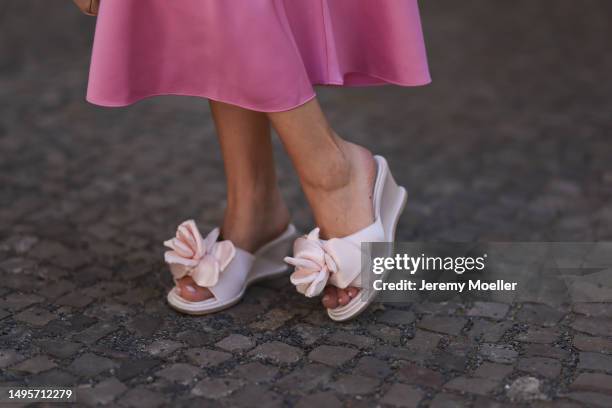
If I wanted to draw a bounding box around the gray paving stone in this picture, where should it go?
[0,293,44,311]
[1,235,39,254]
[292,324,325,346]
[145,339,184,357]
[573,335,612,354]
[405,330,443,351]
[375,345,425,363]
[296,392,342,408]
[515,303,565,326]
[114,287,158,305]
[118,387,166,408]
[175,329,218,347]
[0,349,25,368]
[77,377,128,406]
[445,338,476,357]
[381,383,424,408]
[506,376,547,402]
[56,292,94,308]
[125,314,161,337]
[86,301,132,320]
[191,377,244,399]
[116,358,162,381]
[429,351,468,372]
[224,302,266,323]
[375,309,416,326]
[79,266,113,282]
[174,397,219,408]
[10,355,56,374]
[516,327,561,344]
[418,316,467,336]
[368,324,402,344]
[66,313,98,331]
[517,357,562,378]
[249,341,302,364]
[467,301,510,319]
[473,362,513,380]
[573,303,612,317]
[308,345,358,366]
[82,281,127,299]
[444,376,498,396]
[185,348,232,367]
[327,331,375,349]
[73,322,117,344]
[215,334,255,352]
[468,320,511,342]
[35,339,82,359]
[330,374,379,395]
[0,256,37,273]
[479,344,518,364]
[28,369,77,386]
[155,363,200,385]
[566,392,612,407]
[578,352,612,373]
[249,308,294,331]
[429,392,470,408]
[68,352,118,377]
[397,361,444,388]
[231,361,279,383]
[44,280,76,299]
[571,316,612,337]
[353,356,392,378]
[524,343,570,360]
[276,364,333,392]
[230,384,283,408]
[570,372,612,394]
[14,307,57,326]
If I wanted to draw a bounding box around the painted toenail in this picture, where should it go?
[185,285,197,293]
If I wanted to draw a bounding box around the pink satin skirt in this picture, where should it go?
[87,0,431,112]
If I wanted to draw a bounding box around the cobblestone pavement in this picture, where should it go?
[1,1,612,407]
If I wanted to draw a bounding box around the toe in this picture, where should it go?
[177,276,212,302]
[347,287,360,299]
[322,286,338,309]
[337,288,351,306]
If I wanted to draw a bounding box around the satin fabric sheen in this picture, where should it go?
[87,0,431,112]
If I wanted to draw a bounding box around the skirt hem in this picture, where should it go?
[86,74,432,112]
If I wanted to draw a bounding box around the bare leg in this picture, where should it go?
[267,98,375,308]
[177,101,290,301]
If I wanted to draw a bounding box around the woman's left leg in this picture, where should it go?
[176,100,290,301]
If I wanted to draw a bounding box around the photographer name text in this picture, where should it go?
[373,279,517,292]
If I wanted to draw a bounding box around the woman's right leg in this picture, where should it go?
[176,100,290,301]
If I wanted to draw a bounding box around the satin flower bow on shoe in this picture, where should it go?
[284,228,362,298]
[164,220,235,287]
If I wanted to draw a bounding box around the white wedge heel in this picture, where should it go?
[285,155,407,321]
[165,221,299,315]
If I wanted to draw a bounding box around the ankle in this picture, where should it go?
[300,138,355,193]
[300,139,373,194]
[222,188,290,252]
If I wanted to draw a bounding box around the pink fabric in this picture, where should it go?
[164,220,235,288]
[87,0,430,112]
[285,227,363,297]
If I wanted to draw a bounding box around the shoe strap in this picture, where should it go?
[208,248,255,302]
